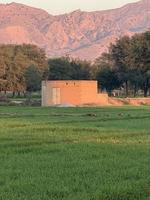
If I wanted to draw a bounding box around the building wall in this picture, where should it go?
[52,81,82,105]
[80,81,98,104]
[42,80,108,106]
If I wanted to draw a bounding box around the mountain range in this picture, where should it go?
[0,0,149,60]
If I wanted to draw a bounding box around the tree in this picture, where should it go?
[70,59,92,80]
[25,65,42,93]
[128,70,144,97]
[24,65,42,102]
[95,31,150,97]
[0,44,47,93]
[97,68,121,96]
[48,57,73,80]
[47,57,92,80]
[131,31,150,97]
[110,36,132,96]
[95,52,121,96]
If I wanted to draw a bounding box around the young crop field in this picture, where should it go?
[0,106,150,200]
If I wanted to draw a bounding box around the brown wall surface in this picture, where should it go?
[80,81,98,104]
[42,80,108,106]
[53,81,82,105]
[108,97,150,106]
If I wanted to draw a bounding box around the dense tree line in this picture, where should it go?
[96,30,150,97]
[47,57,92,80]
[0,30,149,97]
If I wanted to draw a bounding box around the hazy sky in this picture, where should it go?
[1,0,139,14]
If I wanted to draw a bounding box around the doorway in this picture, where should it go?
[52,88,60,104]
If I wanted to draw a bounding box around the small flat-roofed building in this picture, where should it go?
[42,80,108,106]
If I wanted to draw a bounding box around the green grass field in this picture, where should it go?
[0,106,150,200]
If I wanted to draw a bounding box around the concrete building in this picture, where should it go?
[42,80,108,106]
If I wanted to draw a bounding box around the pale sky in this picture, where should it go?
[1,0,139,15]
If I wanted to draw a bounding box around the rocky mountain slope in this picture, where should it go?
[0,0,149,60]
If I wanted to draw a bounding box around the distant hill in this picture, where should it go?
[0,0,149,60]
